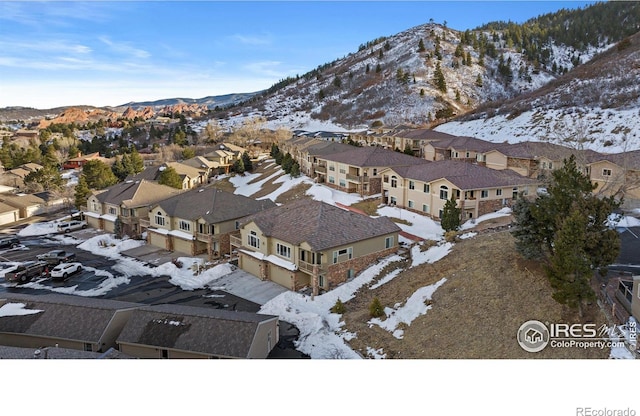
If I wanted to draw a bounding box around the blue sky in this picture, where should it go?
[0,1,596,109]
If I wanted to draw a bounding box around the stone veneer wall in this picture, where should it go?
[325,246,397,289]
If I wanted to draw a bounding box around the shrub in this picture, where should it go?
[444,230,458,242]
[330,298,346,314]
[369,297,385,318]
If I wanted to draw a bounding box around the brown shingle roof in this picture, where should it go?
[320,146,429,167]
[389,160,539,190]
[242,199,400,251]
[95,179,182,207]
[153,187,276,223]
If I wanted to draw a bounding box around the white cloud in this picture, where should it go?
[99,36,151,59]
[232,33,273,46]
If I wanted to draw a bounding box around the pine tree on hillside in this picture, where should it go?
[418,38,426,52]
[441,194,461,232]
[433,62,447,93]
[241,151,253,172]
[158,166,183,189]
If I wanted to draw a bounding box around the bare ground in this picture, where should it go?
[342,230,609,359]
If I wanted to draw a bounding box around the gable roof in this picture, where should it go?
[0,193,45,208]
[242,199,401,251]
[116,303,277,358]
[426,135,498,153]
[319,146,429,168]
[93,179,182,207]
[181,156,218,170]
[388,160,539,190]
[591,150,640,169]
[128,162,205,182]
[393,129,461,142]
[152,187,276,223]
[0,293,141,343]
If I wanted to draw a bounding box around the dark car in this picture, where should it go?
[36,250,76,265]
[5,261,48,284]
[0,236,20,249]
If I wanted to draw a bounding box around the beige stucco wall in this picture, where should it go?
[485,151,508,171]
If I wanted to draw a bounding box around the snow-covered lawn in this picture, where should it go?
[376,206,444,240]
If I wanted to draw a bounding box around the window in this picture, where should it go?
[339,179,346,187]
[328,176,335,184]
[390,196,397,205]
[481,190,489,198]
[391,176,397,188]
[439,186,448,200]
[276,243,291,259]
[373,168,378,176]
[408,200,414,208]
[603,169,612,177]
[466,152,470,158]
[383,175,389,183]
[235,221,240,230]
[423,184,430,193]
[318,275,324,288]
[108,207,117,215]
[548,162,553,169]
[84,343,92,352]
[179,220,190,232]
[332,247,353,264]
[542,162,547,169]
[385,236,394,249]
[409,181,415,190]
[155,212,165,226]
[339,165,346,174]
[91,202,99,211]
[248,231,260,248]
[422,204,429,213]
[161,349,168,359]
[329,164,335,171]
[512,187,518,199]
[496,189,502,196]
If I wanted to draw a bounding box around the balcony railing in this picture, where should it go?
[346,173,369,183]
[139,219,150,228]
[315,165,326,174]
[229,234,242,248]
[298,260,323,275]
[196,232,219,243]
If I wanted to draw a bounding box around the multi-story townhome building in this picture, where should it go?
[146,187,275,258]
[587,150,640,208]
[84,179,182,237]
[231,199,400,295]
[280,137,353,178]
[315,146,429,196]
[381,160,540,220]
[422,135,497,163]
[128,161,207,190]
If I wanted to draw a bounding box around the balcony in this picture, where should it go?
[229,234,242,248]
[315,165,326,174]
[346,173,369,183]
[196,233,219,243]
[139,219,150,228]
[298,260,323,275]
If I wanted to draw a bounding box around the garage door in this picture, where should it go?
[240,254,262,279]
[173,237,193,255]
[268,264,293,290]
[148,231,168,250]
[0,211,18,226]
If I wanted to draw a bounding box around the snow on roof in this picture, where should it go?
[0,302,44,317]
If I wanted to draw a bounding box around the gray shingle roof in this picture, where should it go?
[0,293,141,343]
[116,304,277,358]
[242,199,401,251]
[153,187,276,223]
[389,160,539,190]
[320,146,430,167]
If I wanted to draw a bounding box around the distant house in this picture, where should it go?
[315,146,429,196]
[84,179,182,236]
[62,152,103,170]
[232,199,401,295]
[422,135,497,163]
[116,304,279,359]
[0,293,140,353]
[129,162,207,190]
[279,136,354,178]
[203,149,236,174]
[587,150,640,208]
[381,160,540,220]
[1,163,43,189]
[0,193,47,219]
[181,156,219,179]
[0,201,20,226]
[146,187,275,258]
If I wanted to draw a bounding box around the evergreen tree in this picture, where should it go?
[511,155,621,314]
[475,74,483,87]
[114,217,123,239]
[403,143,414,156]
[281,152,293,173]
[233,158,245,174]
[433,62,447,93]
[82,159,117,189]
[24,165,63,192]
[441,194,461,232]
[182,147,196,160]
[417,38,426,52]
[290,161,300,178]
[241,151,253,172]
[158,166,183,189]
[375,63,382,73]
[466,51,473,66]
[73,176,92,209]
[331,298,346,314]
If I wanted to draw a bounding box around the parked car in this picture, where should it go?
[5,261,48,283]
[49,262,82,280]
[36,249,76,265]
[57,220,87,233]
[0,236,20,249]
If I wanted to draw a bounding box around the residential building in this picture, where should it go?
[381,160,540,220]
[203,148,236,174]
[1,163,43,190]
[587,150,640,208]
[0,293,140,353]
[232,199,401,295]
[129,162,207,190]
[146,187,276,258]
[315,146,429,196]
[422,135,497,163]
[0,201,19,226]
[84,179,182,236]
[181,155,219,179]
[116,304,279,359]
[62,152,103,170]
[0,193,47,219]
[280,137,353,178]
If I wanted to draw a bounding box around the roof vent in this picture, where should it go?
[198,189,204,192]
[125,180,133,183]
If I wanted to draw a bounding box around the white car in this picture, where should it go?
[57,220,87,233]
[49,262,82,279]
